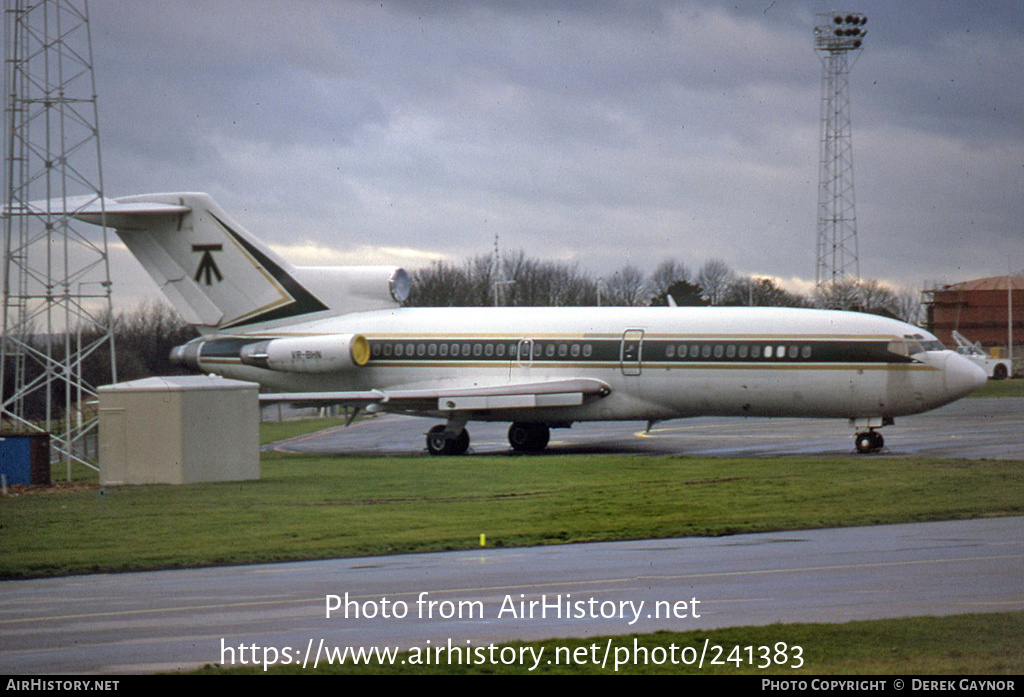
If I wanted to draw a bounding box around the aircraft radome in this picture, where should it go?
[70,192,987,455]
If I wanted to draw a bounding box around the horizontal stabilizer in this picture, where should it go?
[76,200,193,230]
[6,196,191,229]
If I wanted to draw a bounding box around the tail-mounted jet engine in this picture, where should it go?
[239,334,370,373]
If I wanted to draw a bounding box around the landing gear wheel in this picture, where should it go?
[426,424,470,456]
[993,363,1008,380]
[450,429,470,455]
[508,422,550,452]
[855,431,884,454]
[426,425,448,455]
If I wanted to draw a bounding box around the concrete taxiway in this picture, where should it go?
[269,396,1024,459]
[1,517,1021,674]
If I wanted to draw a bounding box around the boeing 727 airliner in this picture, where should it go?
[70,192,986,455]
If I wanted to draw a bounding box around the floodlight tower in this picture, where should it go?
[813,12,867,302]
[1,0,116,476]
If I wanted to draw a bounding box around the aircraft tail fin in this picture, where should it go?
[68,193,405,332]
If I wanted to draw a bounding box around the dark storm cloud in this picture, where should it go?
[86,0,1023,307]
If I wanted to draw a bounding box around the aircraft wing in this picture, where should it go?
[258,377,612,412]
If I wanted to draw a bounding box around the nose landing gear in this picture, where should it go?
[854,430,884,454]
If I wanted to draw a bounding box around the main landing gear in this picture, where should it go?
[507,422,550,453]
[854,430,884,454]
[426,424,470,456]
[425,421,552,455]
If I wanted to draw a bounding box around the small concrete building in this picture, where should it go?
[926,275,1023,352]
[98,375,259,485]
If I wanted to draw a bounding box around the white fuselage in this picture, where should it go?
[186,305,986,425]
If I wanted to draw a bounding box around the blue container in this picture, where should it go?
[0,433,51,486]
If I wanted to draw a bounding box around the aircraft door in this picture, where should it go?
[620,329,644,376]
[516,339,534,368]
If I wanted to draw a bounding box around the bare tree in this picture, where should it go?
[813,278,861,310]
[505,253,598,307]
[408,257,489,307]
[856,279,898,315]
[696,259,735,305]
[814,278,922,321]
[892,288,924,325]
[647,259,691,304]
[603,265,648,306]
[110,301,199,380]
[722,277,808,307]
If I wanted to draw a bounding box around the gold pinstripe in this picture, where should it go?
[210,215,294,325]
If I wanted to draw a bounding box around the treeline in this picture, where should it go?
[408,252,923,323]
[108,302,201,380]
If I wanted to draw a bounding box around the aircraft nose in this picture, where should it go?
[943,352,988,399]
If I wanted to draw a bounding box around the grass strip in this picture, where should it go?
[258,417,352,446]
[970,378,1024,398]
[2,454,1021,578]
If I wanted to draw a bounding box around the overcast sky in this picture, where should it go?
[85,0,1023,306]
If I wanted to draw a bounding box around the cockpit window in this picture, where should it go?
[889,335,945,357]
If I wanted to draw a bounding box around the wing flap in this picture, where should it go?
[258,390,385,407]
[438,392,584,411]
[259,378,611,412]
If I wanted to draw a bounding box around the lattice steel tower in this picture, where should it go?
[814,12,867,297]
[1,0,116,476]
